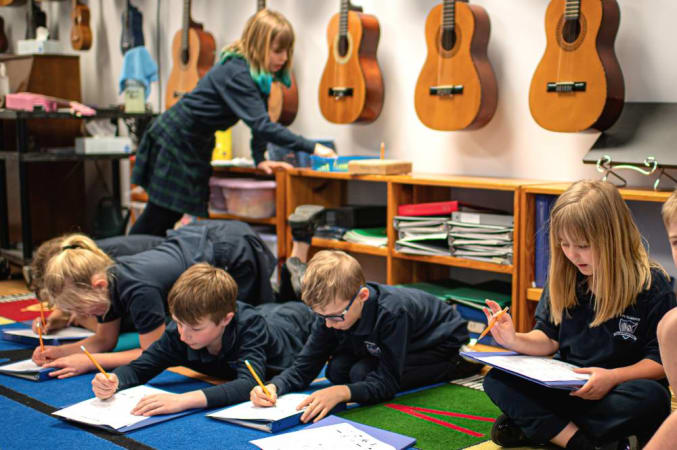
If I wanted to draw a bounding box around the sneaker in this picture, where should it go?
[288,205,325,243]
[285,256,307,298]
[491,414,531,448]
[596,436,638,450]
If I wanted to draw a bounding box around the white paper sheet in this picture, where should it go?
[4,326,94,340]
[251,423,395,450]
[208,393,309,422]
[479,355,590,382]
[53,385,169,430]
[0,359,42,373]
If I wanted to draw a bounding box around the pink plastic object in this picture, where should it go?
[5,92,58,112]
[209,178,276,218]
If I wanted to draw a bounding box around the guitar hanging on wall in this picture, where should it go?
[70,0,92,50]
[414,0,497,131]
[165,0,216,110]
[120,0,144,54]
[529,0,624,132]
[318,0,384,124]
[257,0,298,125]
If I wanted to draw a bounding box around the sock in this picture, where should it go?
[565,430,596,450]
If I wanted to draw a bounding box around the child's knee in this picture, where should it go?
[657,308,677,347]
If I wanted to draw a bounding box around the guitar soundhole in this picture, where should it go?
[441,28,456,52]
[338,35,349,58]
[562,19,581,44]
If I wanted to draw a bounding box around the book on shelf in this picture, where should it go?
[52,385,195,432]
[534,195,556,288]
[2,326,94,346]
[397,224,448,236]
[451,211,514,228]
[397,200,459,217]
[448,223,514,234]
[0,359,54,381]
[460,352,589,390]
[395,233,449,256]
[449,238,513,247]
[393,216,448,230]
[342,228,387,247]
[207,393,310,433]
[448,231,513,241]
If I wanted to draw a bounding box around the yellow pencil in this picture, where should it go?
[244,359,272,400]
[80,345,110,379]
[37,321,44,352]
[37,299,46,328]
[478,306,510,340]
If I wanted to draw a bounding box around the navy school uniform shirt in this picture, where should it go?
[112,302,314,408]
[534,267,677,370]
[269,282,469,404]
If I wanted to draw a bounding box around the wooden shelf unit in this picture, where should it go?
[285,169,537,318]
[516,182,672,332]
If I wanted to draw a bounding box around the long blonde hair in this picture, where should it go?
[548,180,653,326]
[224,9,294,75]
[43,234,114,316]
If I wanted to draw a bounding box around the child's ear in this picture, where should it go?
[357,286,369,303]
[90,272,108,290]
[221,312,235,327]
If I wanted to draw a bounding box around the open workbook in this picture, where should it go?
[207,393,309,433]
[2,326,94,346]
[52,385,195,433]
[0,359,53,381]
[460,351,590,389]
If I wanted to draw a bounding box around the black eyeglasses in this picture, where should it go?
[315,286,363,322]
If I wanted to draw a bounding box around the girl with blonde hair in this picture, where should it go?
[130,9,335,235]
[482,180,675,449]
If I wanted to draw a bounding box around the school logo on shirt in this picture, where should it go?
[364,341,382,357]
[613,315,640,341]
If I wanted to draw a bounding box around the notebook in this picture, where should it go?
[207,393,309,433]
[460,351,590,389]
[307,415,416,449]
[0,359,54,381]
[2,326,94,346]
[52,385,196,433]
[251,422,398,450]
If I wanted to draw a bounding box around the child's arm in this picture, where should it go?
[483,300,559,355]
[571,358,665,400]
[32,319,121,364]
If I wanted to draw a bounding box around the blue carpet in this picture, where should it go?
[0,395,123,449]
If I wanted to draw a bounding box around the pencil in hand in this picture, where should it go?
[479,306,510,341]
[37,299,46,329]
[244,359,272,401]
[37,321,44,352]
[80,345,110,379]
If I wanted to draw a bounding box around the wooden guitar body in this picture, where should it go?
[414,2,497,131]
[268,74,298,125]
[70,2,92,50]
[529,0,624,132]
[165,25,216,109]
[318,10,384,124]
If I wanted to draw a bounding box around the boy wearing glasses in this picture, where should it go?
[91,262,314,415]
[250,250,476,423]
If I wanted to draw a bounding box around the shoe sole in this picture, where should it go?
[289,205,325,226]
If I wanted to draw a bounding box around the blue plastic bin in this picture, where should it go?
[311,155,379,172]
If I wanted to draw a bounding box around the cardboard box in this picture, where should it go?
[17,40,67,55]
[75,137,132,154]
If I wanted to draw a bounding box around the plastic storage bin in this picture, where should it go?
[268,139,335,168]
[209,177,276,218]
[311,155,379,172]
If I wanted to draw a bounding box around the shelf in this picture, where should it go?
[392,250,513,274]
[0,151,134,162]
[208,210,277,225]
[0,248,28,266]
[522,182,672,203]
[288,168,392,182]
[311,237,388,256]
[527,287,543,302]
[0,109,156,120]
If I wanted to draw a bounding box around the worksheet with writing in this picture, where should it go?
[480,355,590,382]
[251,423,395,450]
[208,393,309,421]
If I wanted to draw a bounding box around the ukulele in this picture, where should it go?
[70,0,92,51]
[318,0,384,124]
[414,0,497,131]
[25,0,45,40]
[165,0,216,110]
[257,0,298,125]
[529,0,624,132]
[120,0,144,55]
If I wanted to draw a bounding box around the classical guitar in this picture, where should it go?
[529,0,624,132]
[165,0,216,110]
[318,0,384,124]
[257,0,298,125]
[120,0,144,54]
[25,0,46,40]
[70,0,92,50]
[414,0,497,131]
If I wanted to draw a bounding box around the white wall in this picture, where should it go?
[2,0,675,271]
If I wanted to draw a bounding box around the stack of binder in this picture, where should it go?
[448,211,514,265]
[393,215,449,256]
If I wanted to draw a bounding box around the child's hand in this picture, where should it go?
[482,300,516,348]
[250,384,278,407]
[44,353,94,379]
[92,372,118,399]
[313,144,336,158]
[257,160,294,174]
[570,367,619,400]
[131,393,189,416]
[297,385,350,423]
[31,344,63,366]
[32,308,71,335]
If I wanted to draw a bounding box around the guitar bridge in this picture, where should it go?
[173,91,187,99]
[328,87,354,99]
[547,82,586,93]
[429,85,464,96]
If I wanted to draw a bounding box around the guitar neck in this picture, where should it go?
[565,0,581,21]
[338,0,349,38]
[442,0,456,32]
[257,0,265,11]
[181,0,191,52]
